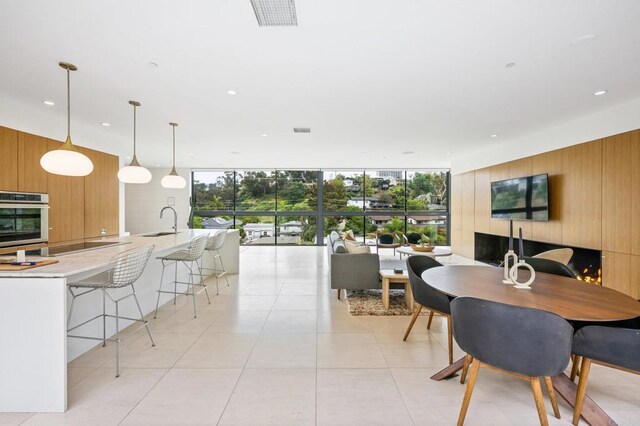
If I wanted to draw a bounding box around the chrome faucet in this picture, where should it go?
[160,206,178,233]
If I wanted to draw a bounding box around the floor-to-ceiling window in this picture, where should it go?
[191,169,449,246]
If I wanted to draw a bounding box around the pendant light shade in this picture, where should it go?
[161,122,186,189]
[118,101,152,184]
[40,62,94,176]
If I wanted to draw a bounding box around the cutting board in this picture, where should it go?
[0,259,59,271]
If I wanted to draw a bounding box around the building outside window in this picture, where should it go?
[191,169,449,246]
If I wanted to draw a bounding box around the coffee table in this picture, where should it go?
[379,270,413,311]
[397,246,452,258]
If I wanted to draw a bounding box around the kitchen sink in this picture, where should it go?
[142,231,179,237]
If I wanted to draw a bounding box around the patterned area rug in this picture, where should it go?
[346,289,425,316]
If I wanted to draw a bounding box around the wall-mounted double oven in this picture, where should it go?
[0,191,49,248]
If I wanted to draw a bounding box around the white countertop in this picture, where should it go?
[0,229,230,279]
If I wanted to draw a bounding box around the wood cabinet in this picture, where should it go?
[531,149,563,244]
[602,251,640,300]
[46,140,85,244]
[0,127,18,191]
[17,132,49,193]
[81,147,119,238]
[561,140,602,250]
[602,130,640,256]
[461,172,475,231]
[474,167,491,234]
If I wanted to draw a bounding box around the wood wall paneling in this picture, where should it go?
[474,168,491,234]
[17,132,49,193]
[0,127,18,191]
[82,147,119,238]
[601,130,640,256]
[601,251,640,300]
[460,229,475,259]
[561,140,602,250]
[461,172,475,232]
[46,140,85,243]
[450,174,462,231]
[531,149,563,243]
[489,163,509,236]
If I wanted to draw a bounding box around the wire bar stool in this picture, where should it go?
[193,230,230,295]
[154,233,210,319]
[67,245,156,378]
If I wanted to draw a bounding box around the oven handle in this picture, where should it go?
[0,204,50,209]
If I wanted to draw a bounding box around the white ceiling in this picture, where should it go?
[1,0,640,170]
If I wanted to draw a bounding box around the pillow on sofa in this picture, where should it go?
[333,239,348,253]
[345,240,371,254]
[342,230,357,241]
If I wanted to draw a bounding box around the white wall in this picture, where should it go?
[124,168,191,235]
[451,97,640,174]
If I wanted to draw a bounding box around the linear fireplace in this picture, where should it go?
[474,232,601,283]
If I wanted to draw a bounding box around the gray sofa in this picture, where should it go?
[327,231,404,299]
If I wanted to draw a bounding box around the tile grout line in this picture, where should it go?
[215,267,281,426]
[118,278,227,425]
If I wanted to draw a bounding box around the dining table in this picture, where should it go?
[422,265,640,426]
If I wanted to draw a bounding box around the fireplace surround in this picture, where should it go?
[474,232,601,282]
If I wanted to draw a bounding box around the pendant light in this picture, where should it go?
[117,101,152,183]
[160,122,186,189]
[40,62,94,176]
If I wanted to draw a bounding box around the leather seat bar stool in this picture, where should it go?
[153,233,210,319]
[67,245,156,378]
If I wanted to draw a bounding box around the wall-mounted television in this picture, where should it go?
[491,174,549,221]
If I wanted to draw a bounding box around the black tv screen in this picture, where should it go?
[491,174,549,221]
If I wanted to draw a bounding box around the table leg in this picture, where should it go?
[430,357,466,381]
[551,374,617,426]
[382,277,390,310]
[404,282,414,311]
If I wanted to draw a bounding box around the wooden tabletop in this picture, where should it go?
[422,265,640,322]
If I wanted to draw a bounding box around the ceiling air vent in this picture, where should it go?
[250,0,298,27]
[293,127,310,133]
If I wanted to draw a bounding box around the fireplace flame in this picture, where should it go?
[576,267,601,285]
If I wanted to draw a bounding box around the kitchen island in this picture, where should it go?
[0,229,239,412]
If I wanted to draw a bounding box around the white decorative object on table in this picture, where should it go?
[503,250,518,284]
[509,260,536,289]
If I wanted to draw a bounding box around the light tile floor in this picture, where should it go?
[5,247,640,425]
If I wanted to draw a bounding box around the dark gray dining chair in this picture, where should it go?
[451,297,573,426]
[524,256,577,278]
[403,256,452,363]
[571,320,640,425]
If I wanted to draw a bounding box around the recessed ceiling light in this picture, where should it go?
[446,152,452,155]
[156,164,160,167]
[571,34,596,46]
[402,151,414,155]
[594,90,608,96]
[100,122,110,127]
[42,100,55,106]
[230,151,240,155]
[491,134,499,138]
[227,90,237,96]
[261,133,268,137]
[505,62,516,68]
[148,61,159,68]
[251,0,298,27]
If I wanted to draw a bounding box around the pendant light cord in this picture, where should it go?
[66,68,71,138]
[172,124,176,169]
[133,104,137,155]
